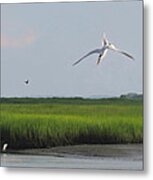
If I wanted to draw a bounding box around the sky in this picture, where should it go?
[1,1,143,98]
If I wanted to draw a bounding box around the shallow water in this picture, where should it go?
[1,144,143,170]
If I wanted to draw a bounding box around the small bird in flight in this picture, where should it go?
[72,33,134,66]
[24,79,29,85]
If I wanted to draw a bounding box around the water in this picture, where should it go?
[1,144,143,170]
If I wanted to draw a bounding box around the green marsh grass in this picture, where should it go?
[0,98,143,149]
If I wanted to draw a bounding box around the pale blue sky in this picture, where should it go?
[1,1,143,98]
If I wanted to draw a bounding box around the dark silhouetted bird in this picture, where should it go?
[24,80,29,85]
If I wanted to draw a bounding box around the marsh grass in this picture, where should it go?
[0,98,143,149]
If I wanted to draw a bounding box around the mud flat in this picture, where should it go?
[1,144,143,170]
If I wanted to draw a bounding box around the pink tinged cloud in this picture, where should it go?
[1,31,37,48]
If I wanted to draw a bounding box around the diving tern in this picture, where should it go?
[72,33,134,66]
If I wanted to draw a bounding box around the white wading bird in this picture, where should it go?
[72,33,134,66]
[2,143,8,152]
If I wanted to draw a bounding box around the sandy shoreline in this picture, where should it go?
[5,144,143,159]
[2,144,143,169]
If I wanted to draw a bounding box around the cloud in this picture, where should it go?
[1,30,37,48]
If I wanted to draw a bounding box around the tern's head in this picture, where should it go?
[102,33,117,50]
[108,42,116,50]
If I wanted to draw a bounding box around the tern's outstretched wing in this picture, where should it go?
[116,49,135,60]
[72,49,101,66]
